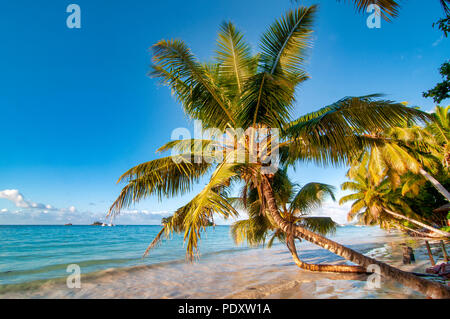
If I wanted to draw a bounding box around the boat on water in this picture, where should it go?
[101,222,114,227]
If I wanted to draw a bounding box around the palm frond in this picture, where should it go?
[339,192,364,205]
[180,161,239,260]
[290,182,336,214]
[237,6,317,129]
[427,105,449,146]
[231,215,272,247]
[142,226,166,258]
[283,96,431,167]
[287,96,430,138]
[268,229,286,248]
[440,0,450,16]
[156,138,233,165]
[150,39,235,129]
[260,5,316,79]
[297,216,337,236]
[108,154,213,216]
[337,0,400,21]
[216,22,255,99]
[279,134,382,167]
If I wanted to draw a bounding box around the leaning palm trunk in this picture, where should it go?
[400,225,442,238]
[419,168,450,202]
[384,208,450,238]
[262,177,450,299]
[286,236,367,273]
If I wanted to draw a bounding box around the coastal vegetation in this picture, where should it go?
[230,167,365,273]
[109,5,450,298]
[340,105,450,237]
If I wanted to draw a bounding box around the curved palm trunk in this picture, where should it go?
[419,168,450,202]
[286,236,367,273]
[384,208,450,238]
[261,177,450,299]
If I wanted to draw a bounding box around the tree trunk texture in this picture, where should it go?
[384,208,450,238]
[286,235,367,273]
[261,177,450,299]
[419,168,450,202]
[400,225,441,238]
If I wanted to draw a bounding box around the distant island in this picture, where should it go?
[91,221,103,226]
[64,223,72,226]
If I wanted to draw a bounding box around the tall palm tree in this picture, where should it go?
[109,6,449,297]
[231,167,366,273]
[340,158,450,237]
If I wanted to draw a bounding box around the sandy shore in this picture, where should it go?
[0,228,448,299]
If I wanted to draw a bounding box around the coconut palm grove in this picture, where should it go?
[108,2,450,298]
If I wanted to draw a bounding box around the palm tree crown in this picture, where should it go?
[109,5,429,260]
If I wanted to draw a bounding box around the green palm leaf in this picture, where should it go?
[260,5,316,78]
[150,39,235,129]
[237,6,316,129]
[283,96,431,167]
[108,154,213,216]
[297,217,337,236]
[291,183,336,214]
[216,22,255,99]
[337,0,400,21]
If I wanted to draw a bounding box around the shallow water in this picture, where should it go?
[0,225,445,298]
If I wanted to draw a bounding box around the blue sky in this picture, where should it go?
[0,0,448,224]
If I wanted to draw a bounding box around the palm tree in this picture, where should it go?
[425,105,450,168]
[360,118,450,202]
[390,125,450,202]
[231,167,366,273]
[340,158,450,237]
[109,6,449,297]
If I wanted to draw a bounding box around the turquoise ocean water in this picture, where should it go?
[0,225,385,289]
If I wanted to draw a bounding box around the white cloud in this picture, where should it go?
[0,189,78,217]
[0,191,174,225]
[0,189,30,208]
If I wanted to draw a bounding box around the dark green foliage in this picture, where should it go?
[402,178,450,228]
[423,62,450,104]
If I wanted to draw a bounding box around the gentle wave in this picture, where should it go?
[0,225,398,298]
[0,244,257,294]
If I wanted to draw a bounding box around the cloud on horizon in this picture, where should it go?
[0,189,64,211]
[0,189,175,225]
[0,190,353,226]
